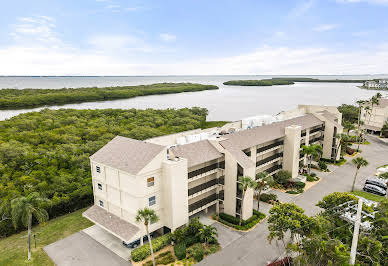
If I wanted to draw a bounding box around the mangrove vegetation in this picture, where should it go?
[223,77,366,86]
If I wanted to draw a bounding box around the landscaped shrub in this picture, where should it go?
[174,242,187,260]
[318,160,328,171]
[379,172,388,180]
[306,175,318,182]
[274,170,292,186]
[295,181,306,190]
[131,233,172,262]
[184,235,200,247]
[219,212,240,225]
[286,190,300,194]
[143,251,175,266]
[346,147,355,155]
[310,172,317,177]
[204,244,220,255]
[216,210,266,230]
[285,180,296,189]
[260,193,278,203]
[187,243,204,262]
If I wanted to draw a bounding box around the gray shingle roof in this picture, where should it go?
[83,205,140,242]
[170,140,223,168]
[220,141,255,169]
[220,114,323,150]
[90,136,165,175]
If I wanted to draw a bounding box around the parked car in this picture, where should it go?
[363,184,386,196]
[122,233,153,248]
[365,178,387,190]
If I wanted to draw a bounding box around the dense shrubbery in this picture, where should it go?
[0,83,218,109]
[260,193,278,204]
[142,251,175,266]
[216,210,265,231]
[187,243,205,262]
[131,234,172,262]
[0,107,208,238]
[338,104,359,124]
[274,170,292,186]
[174,242,187,260]
[318,160,328,171]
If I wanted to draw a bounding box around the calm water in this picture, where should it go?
[0,75,387,121]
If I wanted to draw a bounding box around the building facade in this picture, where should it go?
[83,105,343,245]
[363,80,388,89]
[361,98,388,133]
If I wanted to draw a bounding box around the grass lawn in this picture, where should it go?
[351,191,387,203]
[0,207,93,266]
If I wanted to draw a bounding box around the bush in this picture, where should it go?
[286,190,300,194]
[346,147,355,155]
[318,160,328,171]
[274,170,292,186]
[379,172,388,180]
[187,243,204,262]
[143,251,175,266]
[295,181,306,190]
[184,235,200,247]
[260,193,278,203]
[285,180,296,189]
[219,212,240,225]
[174,242,187,260]
[306,175,318,182]
[216,210,266,231]
[205,244,220,255]
[132,234,172,262]
[310,172,317,177]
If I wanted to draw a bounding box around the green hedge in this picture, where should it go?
[260,193,278,203]
[174,242,187,260]
[131,233,172,262]
[187,243,204,262]
[217,210,265,231]
[142,251,175,266]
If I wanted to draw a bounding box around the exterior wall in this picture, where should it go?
[223,150,238,216]
[283,125,302,178]
[162,158,189,231]
[361,106,388,131]
[241,166,255,220]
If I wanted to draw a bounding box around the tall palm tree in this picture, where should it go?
[351,157,369,191]
[367,95,380,126]
[238,176,255,225]
[197,224,218,245]
[136,208,159,266]
[255,172,274,211]
[10,192,49,261]
[302,144,322,173]
[334,133,350,162]
[356,100,367,150]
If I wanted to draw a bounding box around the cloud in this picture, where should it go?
[159,33,176,42]
[88,34,154,53]
[288,0,316,18]
[10,16,60,46]
[313,24,338,32]
[336,0,388,4]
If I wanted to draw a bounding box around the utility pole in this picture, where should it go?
[350,198,363,265]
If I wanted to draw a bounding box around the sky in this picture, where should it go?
[0,0,387,75]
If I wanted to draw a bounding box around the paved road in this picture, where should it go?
[198,136,388,266]
[44,231,131,266]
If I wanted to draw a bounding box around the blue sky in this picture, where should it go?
[0,0,387,75]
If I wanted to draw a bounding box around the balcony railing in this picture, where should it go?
[188,193,218,213]
[218,191,224,200]
[256,152,283,167]
[310,135,324,143]
[218,176,225,185]
[188,179,217,196]
[265,164,282,175]
[310,126,324,134]
[188,161,224,179]
[256,141,284,154]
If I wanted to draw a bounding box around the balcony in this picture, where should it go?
[188,161,224,182]
[265,164,282,175]
[256,152,283,168]
[256,141,283,155]
[188,179,218,199]
[188,193,218,215]
[310,126,324,134]
[310,135,324,143]
[218,191,224,200]
[218,176,225,185]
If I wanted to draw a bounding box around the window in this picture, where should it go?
[99,200,104,207]
[149,196,156,206]
[147,177,155,187]
[96,166,101,173]
[98,183,102,190]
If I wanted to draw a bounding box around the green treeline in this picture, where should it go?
[0,107,209,237]
[0,83,218,110]
[223,77,365,86]
[223,79,294,86]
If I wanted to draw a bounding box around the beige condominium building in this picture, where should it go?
[361,98,388,134]
[83,104,343,246]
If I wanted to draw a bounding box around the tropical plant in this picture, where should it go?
[237,176,255,225]
[382,120,388,138]
[136,208,160,266]
[351,157,369,191]
[302,144,322,174]
[356,99,367,151]
[197,225,218,245]
[334,133,351,161]
[10,192,49,260]
[255,171,274,211]
[367,93,382,126]
[342,120,355,134]
[274,170,292,186]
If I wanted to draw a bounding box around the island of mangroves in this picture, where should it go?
[223,77,366,86]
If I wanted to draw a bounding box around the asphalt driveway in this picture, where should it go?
[44,231,131,266]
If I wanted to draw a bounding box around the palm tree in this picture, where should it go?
[356,100,367,150]
[342,120,355,134]
[238,176,255,225]
[255,172,274,211]
[334,133,350,162]
[136,208,159,266]
[302,144,322,174]
[10,192,49,261]
[197,224,218,245]
[351,157,369,191]
[367,95,380,126]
